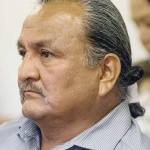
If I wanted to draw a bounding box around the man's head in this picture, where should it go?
[17,0,143,122]
[131,0,150,54]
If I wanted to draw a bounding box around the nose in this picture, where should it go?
[18,53,40,83]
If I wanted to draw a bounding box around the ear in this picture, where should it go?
[98,53,121,97]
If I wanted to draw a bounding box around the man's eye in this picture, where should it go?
[19,50,26,57]
[41,50,53,58]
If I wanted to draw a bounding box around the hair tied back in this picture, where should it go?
[121,66,144,87]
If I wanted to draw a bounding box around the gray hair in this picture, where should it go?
[38,0,143,102]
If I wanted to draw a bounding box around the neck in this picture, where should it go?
[39,118,97,150]
[34,97,120,150]
[36,111,103,149]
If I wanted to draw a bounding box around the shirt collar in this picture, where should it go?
[17,117,40,140]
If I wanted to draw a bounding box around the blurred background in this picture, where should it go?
[0,0,36,121]
[0,0,149,132]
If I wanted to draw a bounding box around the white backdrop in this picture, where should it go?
[0,0,148,118]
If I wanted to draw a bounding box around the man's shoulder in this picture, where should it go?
[117,120,150,150]
[122,132,150,150]
[0,116,26,131]
[0,117,27,142]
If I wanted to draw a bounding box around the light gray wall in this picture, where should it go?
[0,0,35,118]
[0,0,148,118]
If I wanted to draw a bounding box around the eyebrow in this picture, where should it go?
[17,39,53,50]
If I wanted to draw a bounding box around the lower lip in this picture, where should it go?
[24,91,41,97]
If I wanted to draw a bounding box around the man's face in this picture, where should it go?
[18,2,100,121]
[131,0,150,54]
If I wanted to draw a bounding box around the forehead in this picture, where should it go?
[20,1,84,43]
[40,1,84,17]
[23,1,84,27]
[18,1,87,55]
[131,0,150,22]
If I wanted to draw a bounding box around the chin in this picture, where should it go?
[22,101,47,121]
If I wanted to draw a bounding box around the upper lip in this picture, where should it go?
[24,90,37,93]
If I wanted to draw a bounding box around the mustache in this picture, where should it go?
[19,81,46,102]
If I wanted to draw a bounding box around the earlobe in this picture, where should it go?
[98,53,121,97]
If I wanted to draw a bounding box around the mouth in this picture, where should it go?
[19,82,46,104]
[23,89,46,99]
[24,90,40,96]
[20,89,48,105]
[25,89,37,93]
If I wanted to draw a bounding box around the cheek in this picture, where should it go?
[38,65,81,112]
[40,64,76,94]
[38,60,99,111]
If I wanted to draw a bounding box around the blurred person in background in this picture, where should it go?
[131,0,150,136]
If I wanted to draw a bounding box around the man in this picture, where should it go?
[0,0,150,150]
[131,0,150,136]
